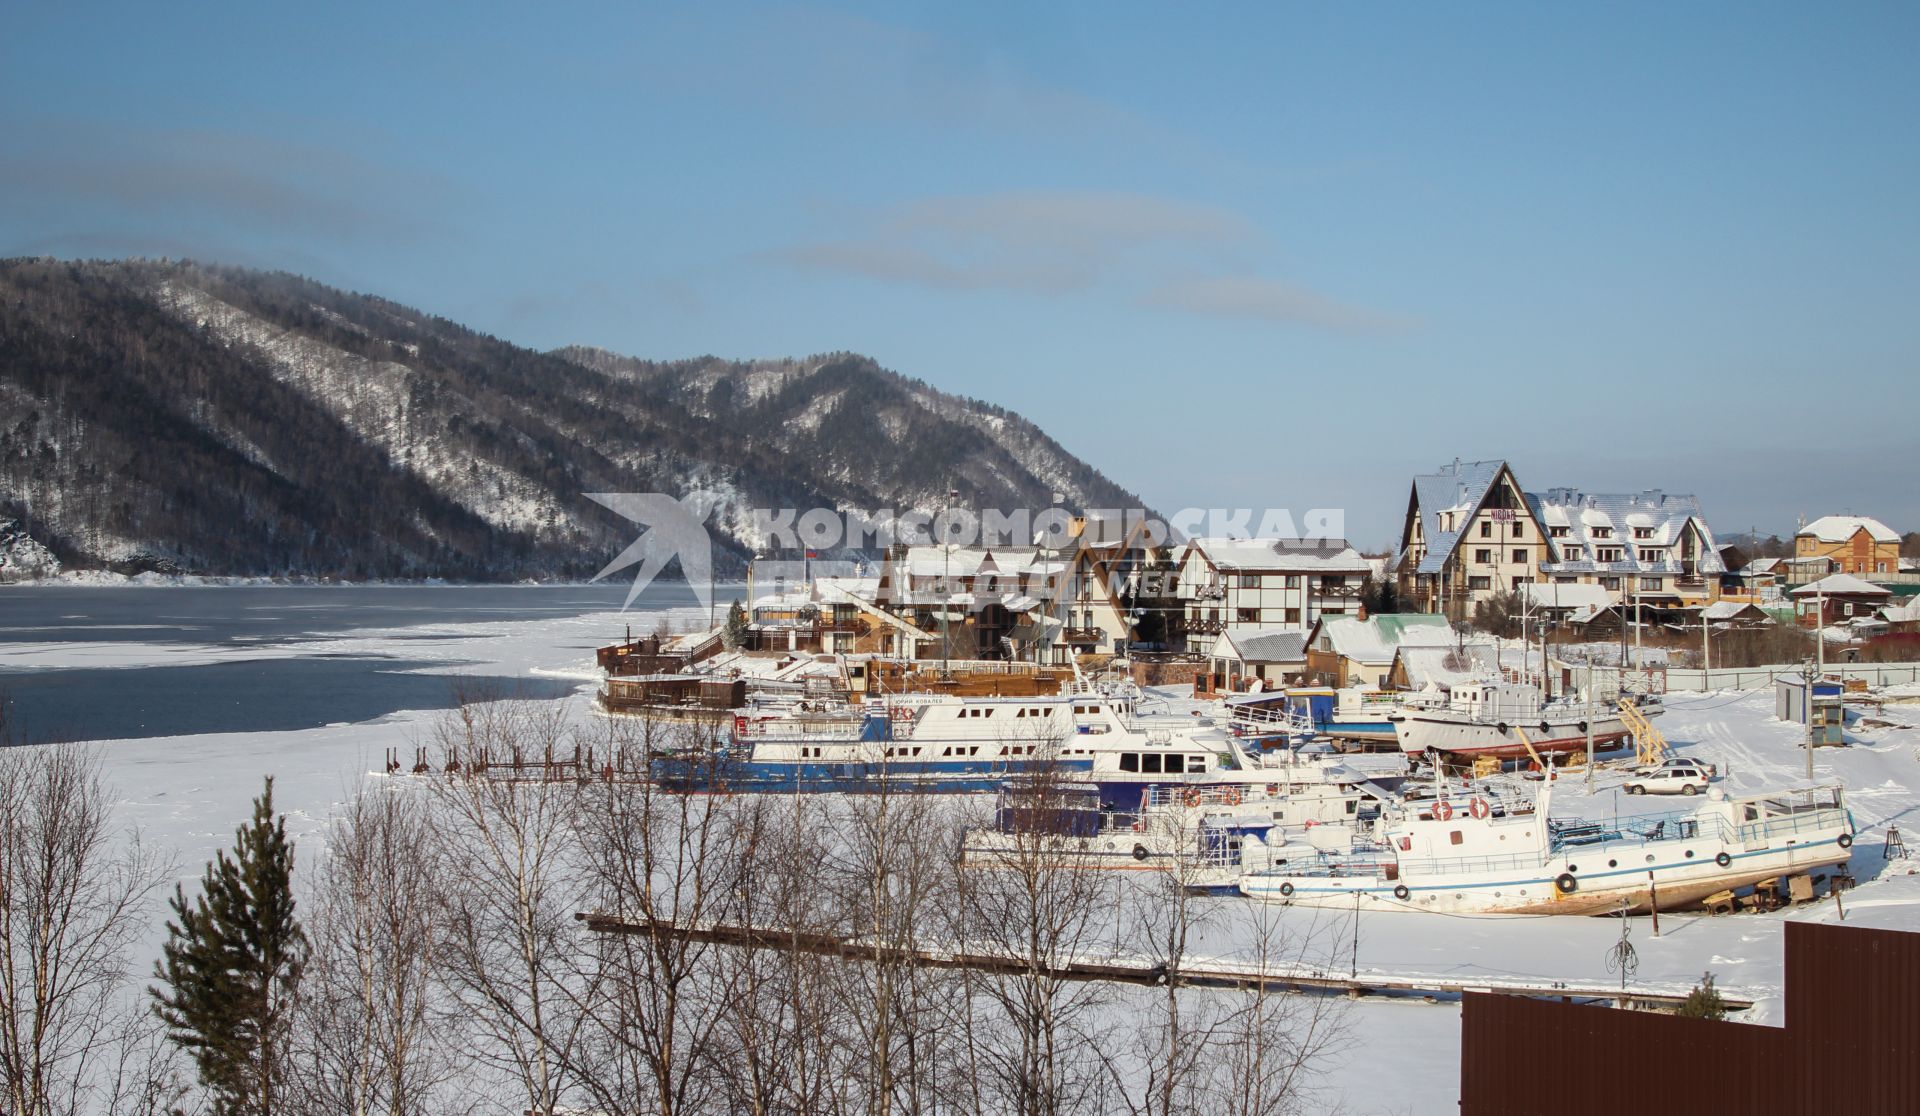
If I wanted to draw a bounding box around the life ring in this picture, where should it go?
[1496,722,1510,735]
[1434,800,1454,822]
[1225,787,1244,806]
[1469,798,1491,820]
[1715,852,1732,868]
[1393,884,1411,900]
[1838,833,1854,849]
[1132,844,1150,862]
[1554,873,1578,894]
[1266,784,1280,796]
[1278,882,1295,897]
[1183,789,1202,807]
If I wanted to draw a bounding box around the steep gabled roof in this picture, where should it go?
[1216,626,1309,664]
[1526,488,1726,574]
[1405,459,1511,576]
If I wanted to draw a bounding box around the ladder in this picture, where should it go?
[1618,697,1668,766]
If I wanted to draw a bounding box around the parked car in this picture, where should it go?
[1637,755,1718,779]
[1622,765,1713,796]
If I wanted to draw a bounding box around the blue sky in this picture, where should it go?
[5,2,1916,547]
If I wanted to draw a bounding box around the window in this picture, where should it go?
[1236,608,1260,623]
[1592,526,1613,539]
[1468,576,1491,590]
[1141,754,1163,774]
[1639,548,1663,563]
[1512,522,1525,538]
[1634,527,1654,539]
[1596,547,1623,563]
[1120,754,1139,772]
[1237,574,1261,589]
[1165,755,1185,774]
[1475,549,1492,564]
[1284,608,1301,623]
[1449,830,1464,846]
[1550,526,1570,539]
[1601,577,1622,590]
[1843,603,1854,617]
[1511,576,1527,590]
[1284,574,1301,589]
[1322,575,1346,587]
[1512,549,1527,565]
[1480,521,1492,538]
[1640,577,1663,592]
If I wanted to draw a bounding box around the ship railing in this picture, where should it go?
[1397,850,1549,876]
[1140,784,1256,810]
[1548,811,1731,852]
[1736,807,1850,846]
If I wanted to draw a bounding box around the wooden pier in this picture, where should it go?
[574,913,1753,1012]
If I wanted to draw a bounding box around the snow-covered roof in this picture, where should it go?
[1881,595,1920,624]
[1394,642,1501,689]
[1797,515,1899,544]
[1216,627,1308,664]
[1315,614,1453,665]
[1406,459,1508,576]
[1527,488,1725,576]
[1789,572,1893,597]
[1702,601,1769,622]
[1513,582,1614,611]
[1184,537,1370,573]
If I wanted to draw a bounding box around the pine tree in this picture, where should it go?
[723,598,750,649]
[152,777,308,1115]
[1677,970,1727,1020]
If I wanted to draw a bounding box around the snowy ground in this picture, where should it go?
[7,598,1919,1115]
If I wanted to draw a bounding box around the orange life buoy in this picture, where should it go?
[1469,798,1491,820]
[1184,788,1202,807]
[1225,787,1244,806]
[1434,800,1455,822]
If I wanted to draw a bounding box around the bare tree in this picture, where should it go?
[293,780,465,1115]
[0,744,168,1116]
[1200,903,1350,1116]
[426,698,596,1115]
[952,753,1116,1116]
[573,716,748,1116]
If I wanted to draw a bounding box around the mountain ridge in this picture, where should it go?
[0,258,1149,581]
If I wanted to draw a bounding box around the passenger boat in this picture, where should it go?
[1238,782,1854,915]
[1283,686,1404,746]
[1387,679,1656,760]
[648,693,1221,794]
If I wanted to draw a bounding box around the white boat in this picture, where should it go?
[1388,679,1656,760]
[1238,782,1854,915]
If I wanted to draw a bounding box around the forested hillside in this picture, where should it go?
[0,259,1145,580]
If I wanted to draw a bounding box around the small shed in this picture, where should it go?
[1775,673,1843,726]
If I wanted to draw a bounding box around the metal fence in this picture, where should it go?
[1562,660,1920,694]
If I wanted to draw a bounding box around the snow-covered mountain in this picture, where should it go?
[0,259,1147,580]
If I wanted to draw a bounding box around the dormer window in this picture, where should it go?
[1592,527,1613,539]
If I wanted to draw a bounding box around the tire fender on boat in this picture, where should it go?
[1554,873,1578,894]
[1278,882,1295,898]
[1715,852,1732,868]
[1539,721,1552,736]
[1496,722,1510,735]
[1838,833,1854,849]
[1577,721,1589,734]
[1132,844,1150,862]
[1393,884,1410,900]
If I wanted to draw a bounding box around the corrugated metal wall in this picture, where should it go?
[1461,922,1916,1115]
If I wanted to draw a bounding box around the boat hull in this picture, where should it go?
[1392,712,1633,758]
[1240,832,1852,915]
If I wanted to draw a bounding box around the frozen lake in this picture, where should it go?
[1,584,1916,1113]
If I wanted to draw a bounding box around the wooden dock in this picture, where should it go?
[575,913,1753,1012]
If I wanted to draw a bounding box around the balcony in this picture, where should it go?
[1062,626,1103,644]
[814,618,872,635]
[1178,617,1224,635]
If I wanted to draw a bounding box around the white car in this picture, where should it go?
[1622,765,1712,796]
[1637,756,1718,779]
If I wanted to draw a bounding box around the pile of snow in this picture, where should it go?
[0,518,60,582]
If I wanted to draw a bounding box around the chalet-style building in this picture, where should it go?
[1046,512,1166,659]
[1394,460,1550,620]
[1794,515,1900,577]
[873,544,1067,662]
[1527,488,1725,606]
[1174,537,1372,655]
